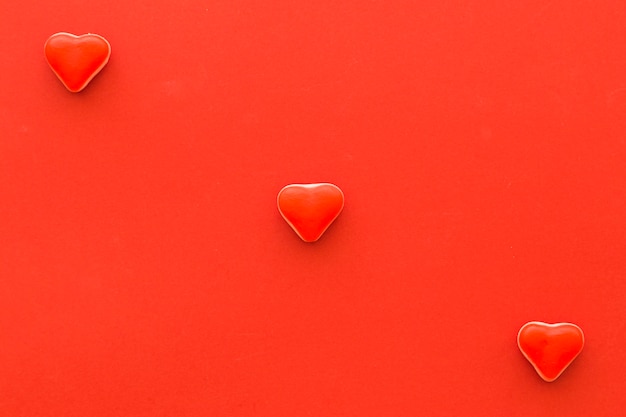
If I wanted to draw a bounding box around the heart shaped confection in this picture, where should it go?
[517,321,585,382]
[44,32,111,92]
[277,183,344,242]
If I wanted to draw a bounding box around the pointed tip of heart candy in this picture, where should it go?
[44,32,111,93]
[517,321,585,382]
[277,183,344,243]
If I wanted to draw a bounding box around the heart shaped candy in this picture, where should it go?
[517,321,584,382]
[277,183,344,242]
[44,32,111,92]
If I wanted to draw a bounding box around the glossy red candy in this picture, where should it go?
[277,183,344,242]
[517,321,585,382]
[44,32,111,92]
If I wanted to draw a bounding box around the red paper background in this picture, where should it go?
[1,1,626,416]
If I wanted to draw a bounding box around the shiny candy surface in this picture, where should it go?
[277,183,344,242]
[517,321,585,382]
[44,32,111,92]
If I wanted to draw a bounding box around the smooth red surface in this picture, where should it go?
[44,33,111,92]
[277,183,344,242]
[1,1,626,416]
[518,322,585,382]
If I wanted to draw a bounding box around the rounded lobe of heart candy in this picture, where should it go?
[277,183,344,242]
[44,32,111,92]
[517,321,584,382]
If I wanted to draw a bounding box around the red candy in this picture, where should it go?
[44,32,111,92]
[277,183,344,242]
[517,321,585,382]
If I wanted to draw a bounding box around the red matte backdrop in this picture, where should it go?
[1,1,626,416]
